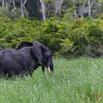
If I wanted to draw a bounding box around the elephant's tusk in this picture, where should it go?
[48,66,51,73]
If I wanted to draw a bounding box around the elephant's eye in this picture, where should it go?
[45,52,51,58]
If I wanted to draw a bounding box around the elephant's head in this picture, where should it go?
[32,41,54,73]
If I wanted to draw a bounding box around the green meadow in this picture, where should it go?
[0,57,103,103]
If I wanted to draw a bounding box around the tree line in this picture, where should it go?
[0,0,103,20]
[0,0,103,58]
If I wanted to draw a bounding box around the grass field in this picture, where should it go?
[0,57,103,103]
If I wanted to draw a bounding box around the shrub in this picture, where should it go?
[0,16,103,58]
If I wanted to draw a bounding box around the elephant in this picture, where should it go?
[0,41,53,77]
[16,41,52,74]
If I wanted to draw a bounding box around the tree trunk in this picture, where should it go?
[20,0,27,17]
[2,0,4,7]
[88,0,94,17]
[54,0,64,15]
[12,0,16,11]
[39,0,46,20]
[88,0,91,17]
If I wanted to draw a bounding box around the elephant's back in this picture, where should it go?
[0,49,19,60]
[0,48,21,66]
[0,49,23,75]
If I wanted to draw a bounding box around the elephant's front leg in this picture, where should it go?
[34,65,39,71]
[42,66,45,74]
[34,64,45,74]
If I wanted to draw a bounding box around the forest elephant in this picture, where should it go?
[0,41,53,77]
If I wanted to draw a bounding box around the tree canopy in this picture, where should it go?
[0,0,103,20]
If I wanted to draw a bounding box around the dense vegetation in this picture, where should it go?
[0,57,103,103]
[0,16,103,57]
[0,0,103,57]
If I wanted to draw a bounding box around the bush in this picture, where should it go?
[0,17,41,48]
[37,18,69,55]
[60,18,103,57]
[0,16,103,58]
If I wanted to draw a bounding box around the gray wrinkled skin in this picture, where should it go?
[0,41,53,77]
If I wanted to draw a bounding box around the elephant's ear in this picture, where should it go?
[17,42,33,50]
[32,41,44,64]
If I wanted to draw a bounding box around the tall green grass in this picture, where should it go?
[0,57,103,103]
